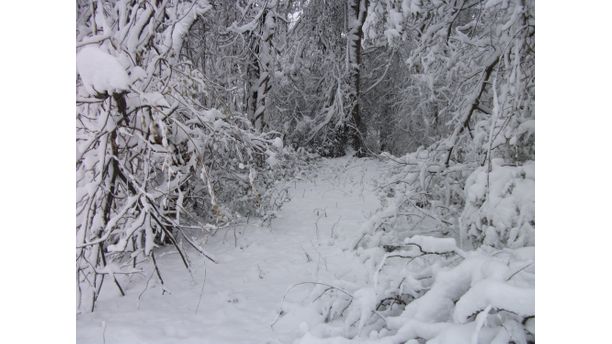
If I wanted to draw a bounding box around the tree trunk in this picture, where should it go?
[347,0,369,156]
[247,7,276,132]
[246,39,260,126]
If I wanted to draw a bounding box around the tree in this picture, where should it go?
[346,0,370,156]
[244,1,278,131]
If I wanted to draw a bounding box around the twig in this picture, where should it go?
[101,321,107,344]
[112,274,125,297]
[137,271,155,309]
[312,287,335,302]
[376,296,407,310]
[506,262,534,281]
[406,200,454,226]
[150,250,165,286]
[270,282,353,328]
[177,229,217,263]
[195,264,207,314]
[353,232,368,250]
[330,216,342,239]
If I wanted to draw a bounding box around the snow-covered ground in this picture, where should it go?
[77,156,386,344]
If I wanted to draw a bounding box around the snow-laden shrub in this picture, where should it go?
[298,239,535,344]
[351,148,467,252]
[289,138,535,342]
[461,160,535,249]
[75,0,297,312]
[297,149,534,342]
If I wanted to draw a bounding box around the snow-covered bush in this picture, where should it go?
[461,160,535,249]
[292,0,535,342]
[299,239,534,343]
[75,0,295,311]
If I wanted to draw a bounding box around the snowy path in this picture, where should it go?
[77,156,385,344]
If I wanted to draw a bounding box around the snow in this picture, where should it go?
[76,156,533,344]
[471,305,492,344]
[404,235,459,253]
[453,279,535,323]
[129,66,147,83]
[388,256,487,324]
[265,151,280,167]
[383,8,404,44]
[200,109,221,122]
[425,322,499,344]
[125,92,170,109]
[272,137,284,149]
[76,46,130,96]
[169,1,212,54]
[485,0,505,8]
[461,160,535,248]
[77,156,386,344]
[347,287,378,332]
